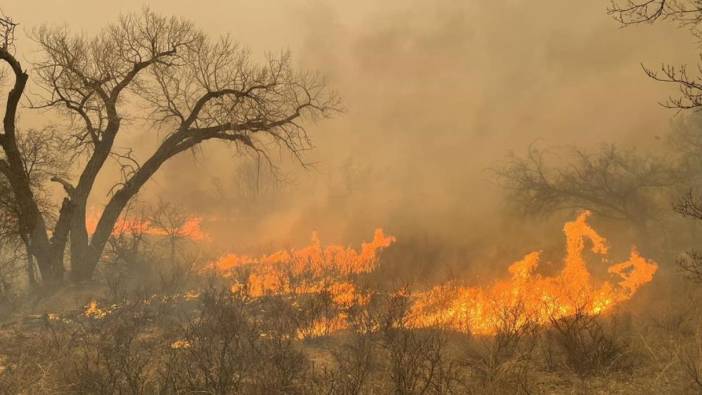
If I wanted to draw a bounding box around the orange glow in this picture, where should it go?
[85,211,207,241]
[206,212,657,338]
[210,228,396,299]
[83,300,110,319]
[209,229,395,337]
[407,211,658,335]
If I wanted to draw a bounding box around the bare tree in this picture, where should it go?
[673,189,702,280]
[668,114,702,172]
[233,159,282,203]
[606,3,702,276]
[105,201,149,269]
[608,1,702,111]
[0,125,67,287]
[220,158,284,219]
[0,9,339,285]
[0,15,66,285]
[147,200,201,292]
[496,144,679,231]
[609,0,702,25]
[17,128,67,286]
[148,200,190,264]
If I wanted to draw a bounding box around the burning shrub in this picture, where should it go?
[406,211,658,336]
[0,212,667,393]
[0,299,172,394]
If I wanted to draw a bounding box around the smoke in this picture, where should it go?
[4,0,697,276]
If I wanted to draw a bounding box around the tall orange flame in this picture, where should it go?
[206,212,657,338]
[407,211,658,335]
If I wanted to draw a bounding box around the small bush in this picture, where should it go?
[545,309,631,376]
[463,303,539,394]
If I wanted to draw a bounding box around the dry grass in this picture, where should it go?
[0,280,701,394]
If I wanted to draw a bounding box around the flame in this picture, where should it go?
[406,211,658,335]
[83,300,110,319]
[206,212,657,338]
[85,211,207,241]
[170,339,192,349]
[211,228,396,298]
[209,229,396,337]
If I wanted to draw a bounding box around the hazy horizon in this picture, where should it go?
[3,1,695,261]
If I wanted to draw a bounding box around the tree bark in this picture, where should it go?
[69,202,91,282]
[0,13,331,285]
[62,104,120,282]
[22,237,37,288]
[0,48,65,285]
[72,132,215,280]
[70,144,168,280]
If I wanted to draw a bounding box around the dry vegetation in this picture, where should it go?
[1,277,701,394]
[4,1,702,394]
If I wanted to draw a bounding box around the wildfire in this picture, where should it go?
[407,211,658,335]
[204,211,658,338]
[83,300,111,319]
[209,229,396,338]
[210,228,396,299]
[85,211,207,241]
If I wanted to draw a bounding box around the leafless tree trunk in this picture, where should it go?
[0,17,67,285]
[22,236,37,288]
[0,10,338,285]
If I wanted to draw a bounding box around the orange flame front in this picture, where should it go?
[208,229,396,338]
[407,211,658,335]
[211,229,396,302]
[85,212,207,241]
[206,212,658,337]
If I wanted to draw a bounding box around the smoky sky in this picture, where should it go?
[3,0,696,259]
